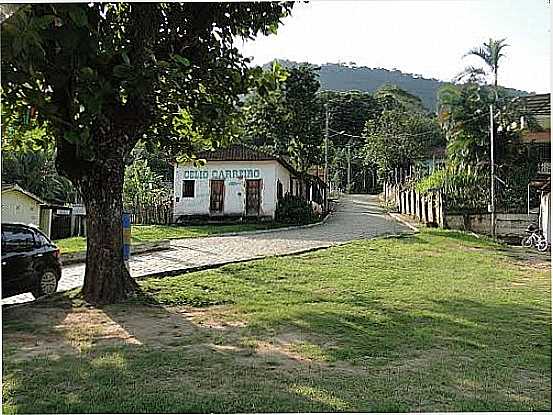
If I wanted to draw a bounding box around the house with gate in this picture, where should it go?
[173,144,326,222]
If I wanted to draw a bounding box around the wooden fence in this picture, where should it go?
[128,203,173,225]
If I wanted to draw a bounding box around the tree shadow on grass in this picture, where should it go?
[3,284,551,413]
[2,292,363,413]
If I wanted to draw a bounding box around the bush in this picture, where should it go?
[275,194,318,225]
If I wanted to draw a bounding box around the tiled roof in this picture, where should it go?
[196,144,299,175]
[521,93,550,116]
[196,144,277,161]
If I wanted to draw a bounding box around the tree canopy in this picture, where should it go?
[242,63,323,172]
[1,2,294,304]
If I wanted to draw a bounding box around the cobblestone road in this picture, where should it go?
[3,194,410,305]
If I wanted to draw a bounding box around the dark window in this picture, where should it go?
[182,180,195,198]
[277,180,283,201]
[535,143,550,162]
[2,227,35,253]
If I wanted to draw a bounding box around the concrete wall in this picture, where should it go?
[540,192,550,242]
[174,160,292,219]
[444,213,539,237]
[1,190,41,227]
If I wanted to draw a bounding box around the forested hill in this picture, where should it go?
[265,59,529,111]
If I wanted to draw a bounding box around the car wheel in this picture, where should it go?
[32,269,59,298]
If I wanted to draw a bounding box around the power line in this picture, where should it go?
[328,110,490,142]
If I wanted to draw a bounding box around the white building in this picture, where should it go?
[173,144,326,221]
[1,184,53,237]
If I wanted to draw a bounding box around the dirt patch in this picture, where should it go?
[2,304,248,361]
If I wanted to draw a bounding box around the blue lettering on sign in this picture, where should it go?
[184,168,261,180]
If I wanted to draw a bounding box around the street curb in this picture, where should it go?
[199,211,333,238]
[134,229,407,282]
[388,212,419,232]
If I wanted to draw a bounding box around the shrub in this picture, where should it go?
[275,194,318,225]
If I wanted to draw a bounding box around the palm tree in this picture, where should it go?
[457,38,509,87]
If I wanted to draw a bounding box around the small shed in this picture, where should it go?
[1,184,53,237]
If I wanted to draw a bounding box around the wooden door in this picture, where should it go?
[246,179,261,216]
[210,180,224,213]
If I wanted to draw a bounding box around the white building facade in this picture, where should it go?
[173,145,300,221]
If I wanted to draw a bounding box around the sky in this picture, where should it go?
[238,0,551,93]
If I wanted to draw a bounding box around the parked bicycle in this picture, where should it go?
[521,223,549,252]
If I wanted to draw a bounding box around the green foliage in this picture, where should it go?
[242,63,323,172]
[373,84,427,113]
[363,108,443,177]
[1,3,294,177]
[435,82,538,211]
[275,194,317,225]
[123,156,170,210]
[1,149,78,202]
[460,38,509,86]
[267,60,530,111]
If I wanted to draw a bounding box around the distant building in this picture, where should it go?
[521,94,551,218]
[521,93,550,178]
[173,144,326,222]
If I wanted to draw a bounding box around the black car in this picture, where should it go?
[1,223,62,299]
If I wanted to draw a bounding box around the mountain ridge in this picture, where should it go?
[264,59,531,111]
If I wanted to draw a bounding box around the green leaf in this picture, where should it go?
[68,7,88,27]
[79,67,95,80]
[63,130,80,144]
[171,54,190,67]
[113,64,131,78]
[121,51,130,65]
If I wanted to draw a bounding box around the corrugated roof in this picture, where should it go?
[522,93,550,116]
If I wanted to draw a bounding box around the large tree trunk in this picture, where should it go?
[79,159,138,304]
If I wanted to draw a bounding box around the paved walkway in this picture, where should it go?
[3,194,410,305]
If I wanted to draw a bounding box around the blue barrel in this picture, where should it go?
[122,212,131,268]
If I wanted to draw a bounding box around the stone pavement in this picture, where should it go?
[2,194,411,305]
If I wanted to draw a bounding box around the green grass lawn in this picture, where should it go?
[55,223,287,254]
[3,229,551,413]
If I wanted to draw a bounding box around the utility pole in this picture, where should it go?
[489,103,496,238]
[347,141,351,193]
[324,104,329,188]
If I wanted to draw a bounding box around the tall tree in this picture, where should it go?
[2,3,293,304]
[242,63,323,172]
[458,38,509,87]
[437,83,538,210]
[363,109,443,178]
[317,90,381,191]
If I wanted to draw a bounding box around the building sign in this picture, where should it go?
[183,169,261,180]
